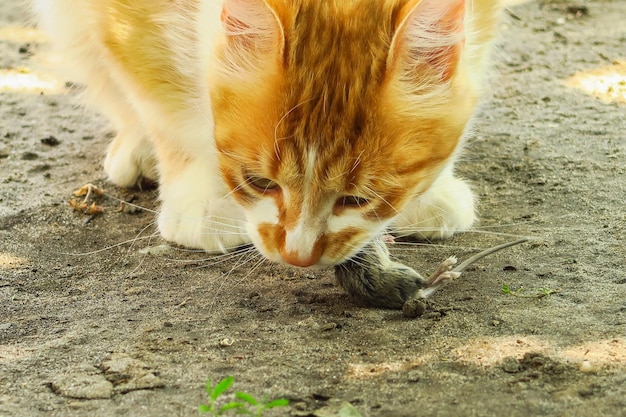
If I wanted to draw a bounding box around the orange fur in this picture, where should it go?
[212,0,501,264]
[33,0,502,266]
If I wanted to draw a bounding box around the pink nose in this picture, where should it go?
[279,249,319,267]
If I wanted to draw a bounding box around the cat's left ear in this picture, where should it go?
[388,0,466,82]
[220,0,285,69]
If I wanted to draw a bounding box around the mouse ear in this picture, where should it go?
[219,0,284,73]
[388,0,466,84]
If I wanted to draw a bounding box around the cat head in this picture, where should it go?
[210,0,478,267]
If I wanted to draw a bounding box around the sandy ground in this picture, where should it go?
[1,1,625,416]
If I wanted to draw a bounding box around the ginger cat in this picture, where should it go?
[32,0,501,267]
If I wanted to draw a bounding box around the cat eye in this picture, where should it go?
[246,175,281,194]
[336,195,371,209]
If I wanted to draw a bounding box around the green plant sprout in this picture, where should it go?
[501,284,559,299]
[198,376,289,416]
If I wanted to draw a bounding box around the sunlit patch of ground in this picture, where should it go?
[0,25,48,43]
[455,336,626,370]
[346,336,626,380]
[0,66,64,93]
[566,61,626,104]
[346,354,435,379]
[0,24,64,94]
[560,338,626,368]
[0,345,35,363]
[0,252,28,269]
[453,336,551,367]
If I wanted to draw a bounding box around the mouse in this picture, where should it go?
[334,237,528,312]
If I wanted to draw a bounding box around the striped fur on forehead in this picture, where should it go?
[272,0,402,152]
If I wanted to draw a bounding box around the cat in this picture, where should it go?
[31,0,502,268]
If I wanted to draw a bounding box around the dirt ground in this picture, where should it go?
[1,1,625,416]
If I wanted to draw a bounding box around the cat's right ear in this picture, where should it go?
[388,0,466,84]
[220,0,285,71]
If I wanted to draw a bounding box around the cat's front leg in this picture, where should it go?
[104,124,158,187]
[392,172,476,240]
[157,154,251,253]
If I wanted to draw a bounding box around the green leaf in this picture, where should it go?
[539,287,558,298]
[211,376,235,401]
[235,391,258,406]
[219,402,245,413]
[263,398,289,409]
[198,404,211,413]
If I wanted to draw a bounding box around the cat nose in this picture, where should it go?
[280,249,319,267]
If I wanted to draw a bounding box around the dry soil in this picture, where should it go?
[1,1,625,416]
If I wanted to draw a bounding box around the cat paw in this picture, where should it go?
[104,130,157,187]
[393,175,476,240]
[157,159,251,252]
[158,196,251,253]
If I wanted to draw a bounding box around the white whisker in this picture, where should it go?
[188,246,258,270]
[57,234,159,256]
[221,176,253,200]
[58,218,160,256]
[273,97,317,159]
[240,254,268,280]
[362,184,409,225]
[101,191,158,214]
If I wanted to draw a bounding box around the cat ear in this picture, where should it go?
[388,0,466,83]
[220,0,284,70]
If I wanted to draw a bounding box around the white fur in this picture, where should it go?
[32,0,251,253]
[104,125,157,186]
[388,0,465,94]
[398,0,465,58]
[158,157,249,254]
[280,148,320,263]
[393,169,476,240]
[244,197,279,260]
[216,0,283,78]
[283,219,320,263]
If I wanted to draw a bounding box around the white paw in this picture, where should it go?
[157,161,251,253]
[104,128,157,187]
[159,196,250,253]
[392,175,476,240]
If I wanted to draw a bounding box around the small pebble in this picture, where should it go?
[320,322,338,332]
[567,5,589,17]
[219,338,234,347]
[402,299,426,318]
[123,287,144,296]
[21,152,39,160]
[501,357,521,373]
[579,360,598,373]
[292,402,307,411]
[41,136,60,146]
[67,287,86,296]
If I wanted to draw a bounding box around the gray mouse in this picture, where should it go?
[334,237,528,312]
